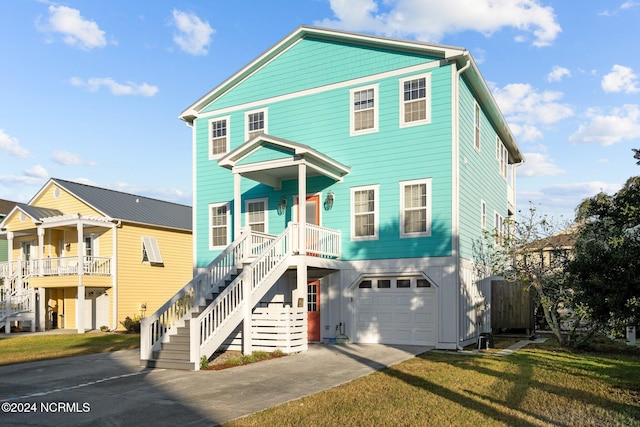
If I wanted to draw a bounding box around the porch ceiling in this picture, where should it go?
[219,134,350,189]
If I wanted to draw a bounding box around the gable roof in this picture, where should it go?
[0,199,17,216]
[180,25,523,164]
[32,179,192,231]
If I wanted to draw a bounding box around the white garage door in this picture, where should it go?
[354,278,436,346]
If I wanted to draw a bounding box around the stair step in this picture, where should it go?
[170,334,190,344]
[162,342,190,352]
[144,359,195,370]
[153,349,190,361]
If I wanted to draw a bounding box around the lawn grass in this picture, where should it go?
[225,339,640,427]
[0,333,140,366]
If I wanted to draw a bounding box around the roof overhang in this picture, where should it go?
[218,134,350,189]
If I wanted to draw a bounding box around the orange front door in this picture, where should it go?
[307,280,320,341]
[297,195,320,225]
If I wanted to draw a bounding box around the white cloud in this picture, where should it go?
[69,77,158,96]
[24,165,48,179]
[569,104,640,145]
[51,150,96,166]
[492,83,573,141]
[316,0,561,47]
[547,66,571,82]
[37,5,107,50]
[601,65,639,94]
[171,10,215,55]
[0,129,29,158]
[519,152,565,177]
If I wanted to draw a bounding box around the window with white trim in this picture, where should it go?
[400,74,431,126]
[474,102,481,151]
[497,137,508,179]
[246,109,267,141]
[351,185,379,240]
[481,200,487,231]
[142,236,163,264]
[494,211,506,245]
[350,84,378,135]
[245,198,267,233]
[209,202,230,249]
[209,117,230,159]
[400,179,432,238]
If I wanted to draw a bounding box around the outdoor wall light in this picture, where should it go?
[277,196,287,215]
[324,191,335,210]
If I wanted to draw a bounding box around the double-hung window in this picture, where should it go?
[209,202,230,249]
[209,116,230,159]
[496,137,508,179]
[400,74,431,127]
[400,179,432,238]
[350,84,378,135]
[494,212,506,245]
[245,198,267,233]
[246,108,267,141]
[481,200,487,231]
[351,185,379,240]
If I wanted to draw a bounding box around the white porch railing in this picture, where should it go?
[140,227,276,361]
[305,224,341,258]
[0,257,112,278]
[193,222,298,367]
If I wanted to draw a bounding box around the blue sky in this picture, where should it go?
[1,0,639,220]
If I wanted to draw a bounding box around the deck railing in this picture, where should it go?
[0,257,112,278]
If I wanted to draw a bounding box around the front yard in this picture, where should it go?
[225,339,640,426]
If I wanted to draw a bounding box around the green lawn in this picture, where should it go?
[225,340,640,427]
[0,333,140,365]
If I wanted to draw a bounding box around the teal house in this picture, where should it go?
[142,26,523,369]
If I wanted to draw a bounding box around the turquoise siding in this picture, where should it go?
[237,144,294,165]
[458,77,510,260]
[193,37,492,267]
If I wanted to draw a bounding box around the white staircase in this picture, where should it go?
[141,224,297,370]
[0,273,36,333]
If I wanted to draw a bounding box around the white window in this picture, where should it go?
[351,185,379,240]
[350,84,378,135]
[209,116,230,159]
[400,179,432,238]
[245,198,267,233]
[494,211,506,245]
[141,236,163,264]
[474,102,481,151]
[245,109,267,141]
[481,200,487,231]
[400,74,431,127]
[496,137,508,179]
[209,202,230,249]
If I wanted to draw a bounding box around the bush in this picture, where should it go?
[119,315,141,333]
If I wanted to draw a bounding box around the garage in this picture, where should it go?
[353,277,436,346]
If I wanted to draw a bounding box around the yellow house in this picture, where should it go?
[0,178,192,333]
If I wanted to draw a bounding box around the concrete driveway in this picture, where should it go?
[0,343,429,426]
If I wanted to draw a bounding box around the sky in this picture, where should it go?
[1,0,639,221]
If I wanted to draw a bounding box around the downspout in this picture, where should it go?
[452,52,471,351]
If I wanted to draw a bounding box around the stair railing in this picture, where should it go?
[192,222,298,367]
[141,227,274,361]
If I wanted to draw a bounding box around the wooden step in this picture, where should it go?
[153,349,190,361]
[144,359,194,370]
[161,341,190,352]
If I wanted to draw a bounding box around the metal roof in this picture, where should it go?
[17,204,64,221]
[51,178,192,231]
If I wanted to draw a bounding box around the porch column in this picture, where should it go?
[76,219,85,333]
[37,228,44,276]
[37,288,45,332]
[298,162,306,255]
[111,223,118,331]
[7,231,13,263]
[233,172,242,240]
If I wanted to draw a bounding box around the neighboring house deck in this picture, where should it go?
[0,178,192,333]
[141,26,524,369]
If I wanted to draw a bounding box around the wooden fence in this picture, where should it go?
[491,280,535,334]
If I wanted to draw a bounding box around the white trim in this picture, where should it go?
[350,184,379,241]
[195,62,442,121]
[349,83,379,136]
[244,197,269,233]
[208,115,231,160]
[208,202,231,250]
[245,108,268,142]
[400,178,432,238]
[399,72,432,128]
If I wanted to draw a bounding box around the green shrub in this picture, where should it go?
[119,315,141,333]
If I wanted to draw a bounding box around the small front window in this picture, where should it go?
[210,202,230,249]
[351,185,379,240]
[246,109,267,141]
[400,179,432,238]
[209,117,229,158]
[350,85,378,135]
[400,74,431,126]
[246,198,267,233]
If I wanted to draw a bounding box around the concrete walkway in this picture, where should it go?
[0,343,428,426]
